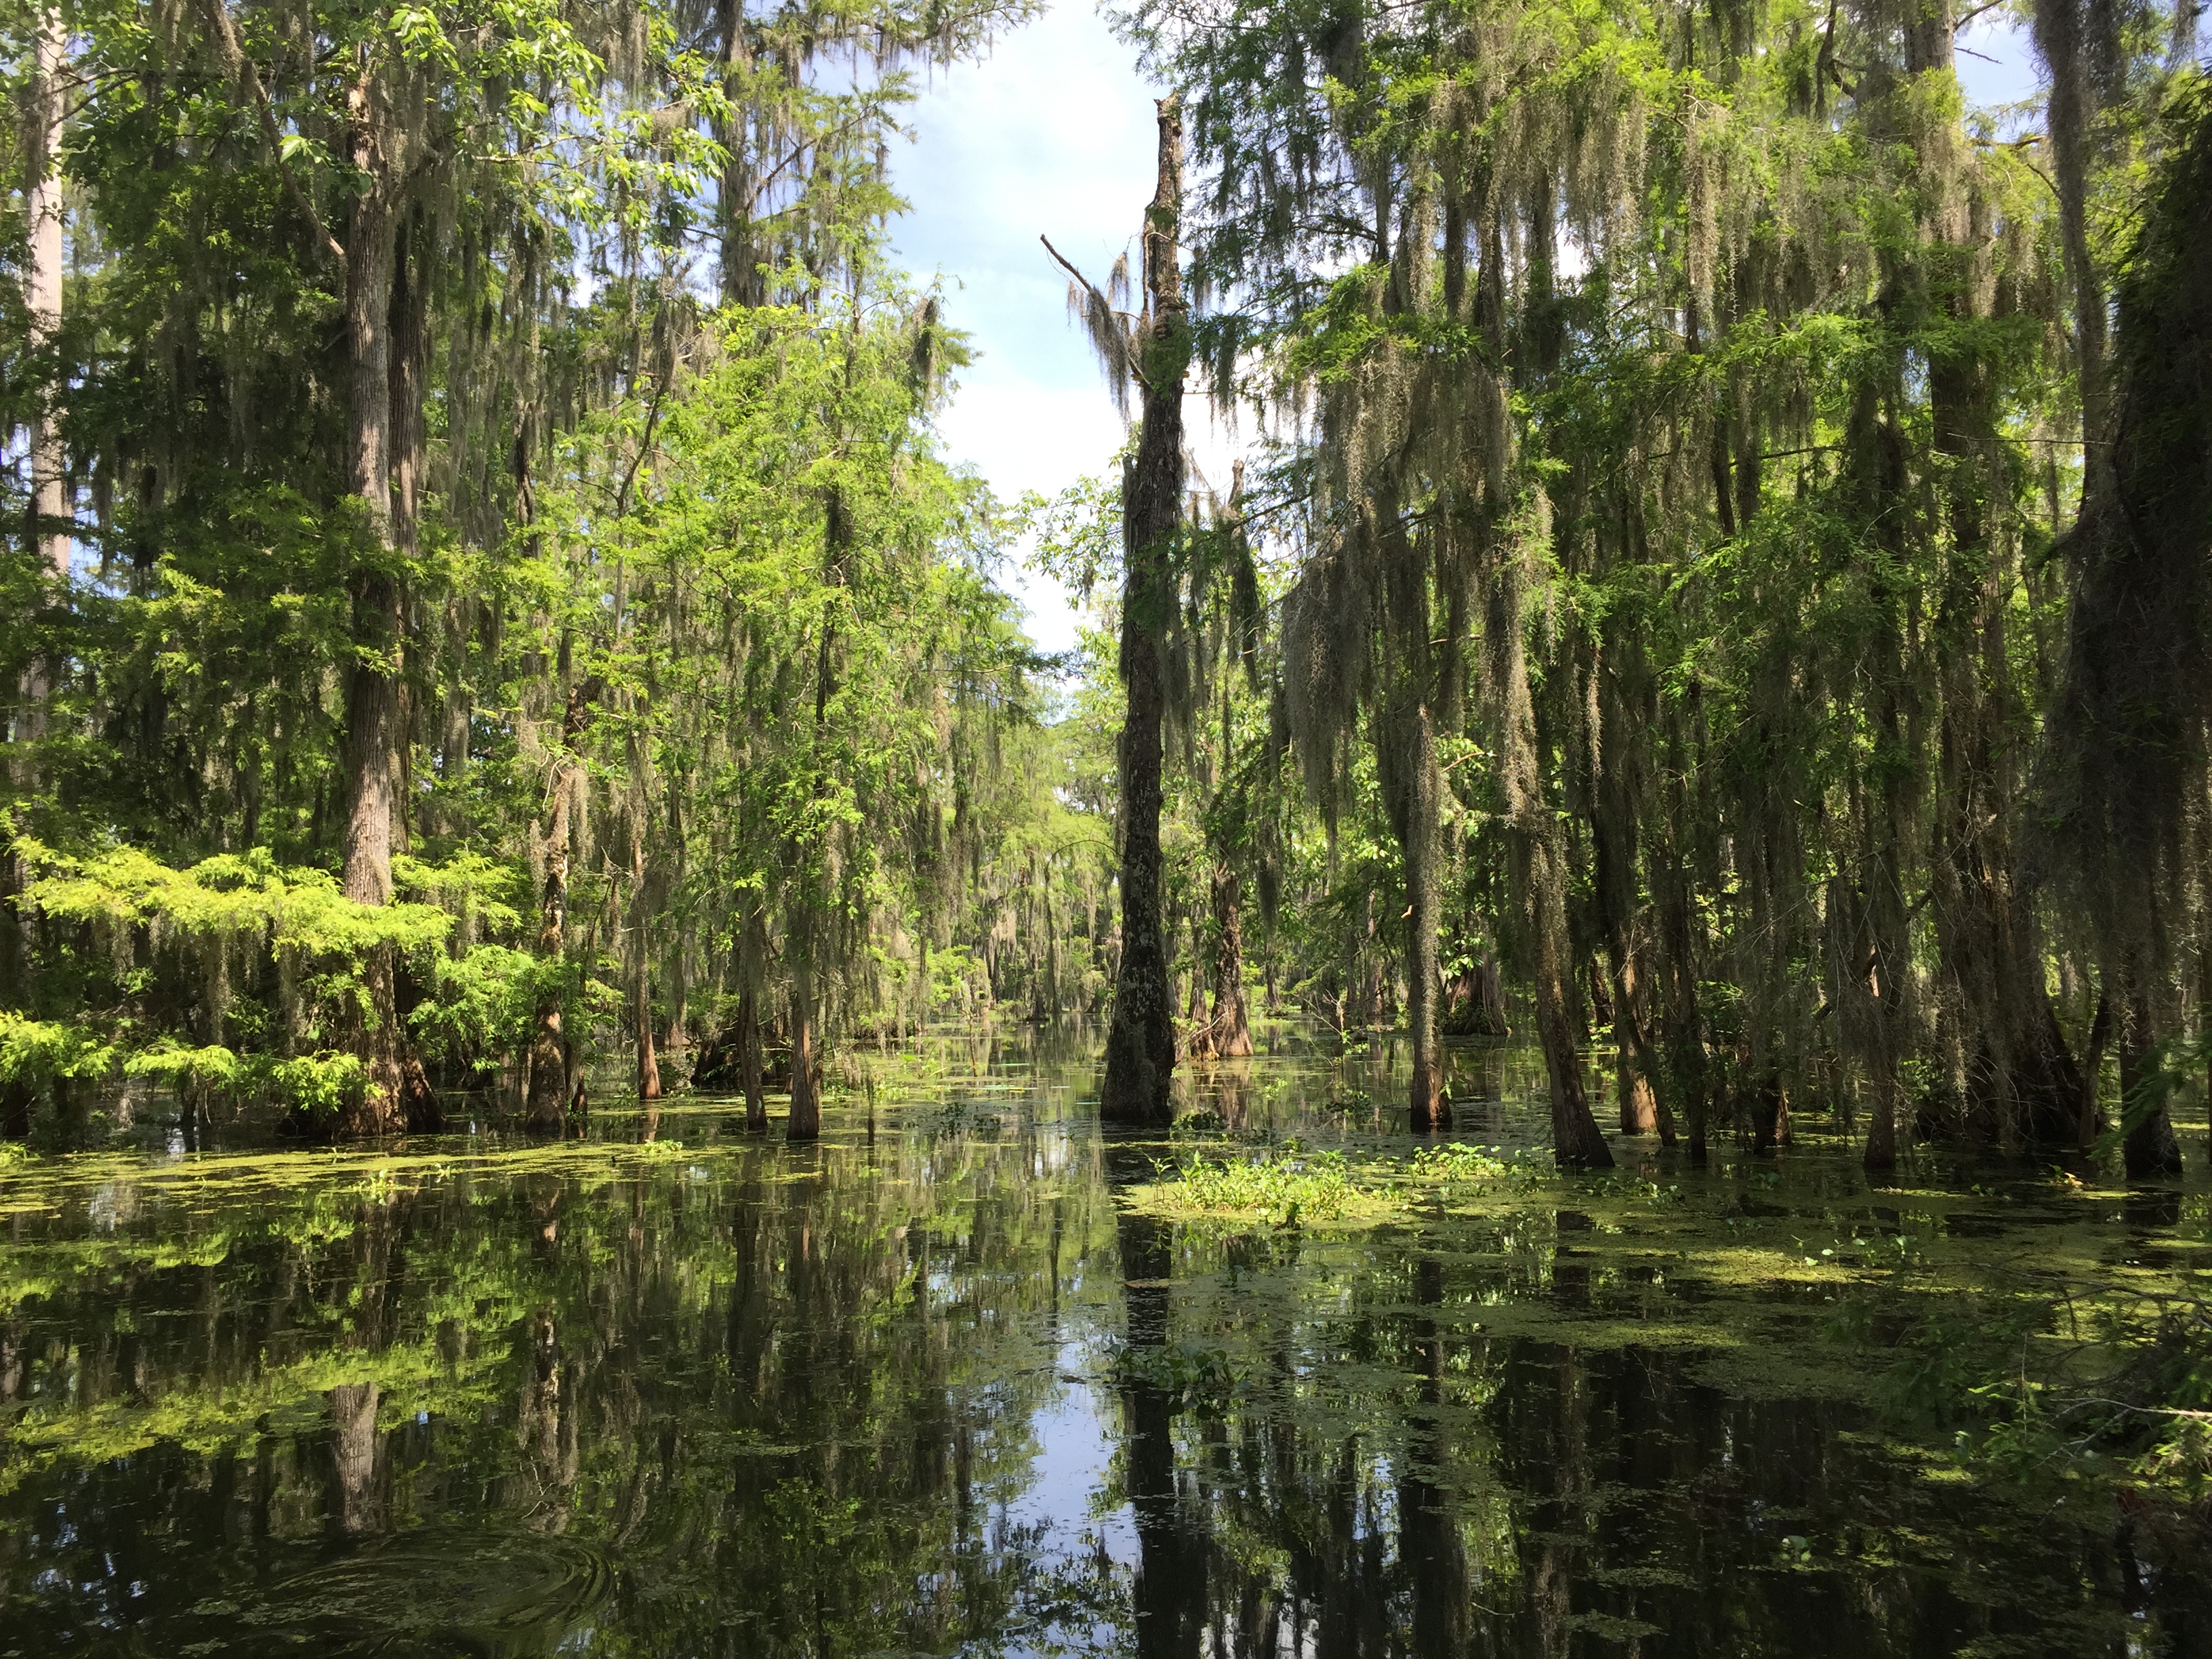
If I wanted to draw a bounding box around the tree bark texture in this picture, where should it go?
[526,683,590,1133]
[1590,662,1670,1139]
[1488,520,1610,1166]
[2119,990,2184,1178]
[739,908,768,1130]
[1860,697,1914,1174]
[1382,691,1446,1131]
[326,1382,380,1538]
[1528,830,1614,1168]
[334,75,407,1137]
[1099,97,1187,1127]
[787,953,821,1141]
[26,5,67,584]
[1206,864,1254,1058]
[1611,955,1664,1137]
[631,828,661,1101]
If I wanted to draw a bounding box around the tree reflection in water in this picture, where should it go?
[0,1037,2204,1656]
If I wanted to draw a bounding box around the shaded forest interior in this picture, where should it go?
[3,0,2212,1638]
[5,0,2212,1182]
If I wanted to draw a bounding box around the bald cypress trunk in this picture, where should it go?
[632,834,662,1103]
[1860,708,1914,1176]
[335,89,407,1136]
[14,5,68,775]
[787,963,821,1140]
[739,909,769,1132]
[25,6,66,587]
[526,682,589,1134]
[2039,81,2212,1184]
[1654,741,1710,1158]
[2033,0,2108,450]
[1391,695,1446,1130]
[1529,828,1613,1168]
[1373,478,1449,1132]
[326,1382,380,1538]
[1591,640,1668,1140]
[1206,865,1254,1057]
[390,224,441,1132]
[1486,489,1611,1167]
[2120,990,2183,1178]
[714,0,761,306]
[1099,98,1187,1126]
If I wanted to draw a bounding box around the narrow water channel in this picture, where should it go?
[1,1031,2205,1656]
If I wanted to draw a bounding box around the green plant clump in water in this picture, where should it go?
[1130,1118,2212,1515]
[1162,1146,1359,1223]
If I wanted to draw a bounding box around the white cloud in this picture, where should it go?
[890,2,1188,655]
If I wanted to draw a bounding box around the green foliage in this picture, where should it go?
[1098,0,2211,1170]
[0,1013,115,1088]
[408,947,546,1079]
[268,1053,371,1118]
[1166,1146,1357,1222]
[21,840,451,959]
[0,0,1069,1135]
[121,1042,251,1101]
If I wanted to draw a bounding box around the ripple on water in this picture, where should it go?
[201,1532,613,1656]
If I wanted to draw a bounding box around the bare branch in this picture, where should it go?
[191,0,346,273]
[1041,233,1149,410]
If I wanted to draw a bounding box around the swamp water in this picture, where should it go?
[0,1032,2207,1658]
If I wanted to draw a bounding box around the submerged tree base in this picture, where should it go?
[0,1037,2206,1655]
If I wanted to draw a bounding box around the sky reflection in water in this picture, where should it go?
[0,1029,2205,1657]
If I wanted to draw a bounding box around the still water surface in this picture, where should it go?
[1,1031,2205,1656]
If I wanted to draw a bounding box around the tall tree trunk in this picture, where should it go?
[1906,8,2093,1153]
[2200,948,2211,1166]
[388,216,440,1132]
[737,983,766,1131]
[26,5,66,586]
[1099,97,1187,1126]
[1528,829,1614,1168]
[739,907,767,1131]
[1612,954,1664,1137]
[787,948,821,1141]
[1393,698,1446,1130]
[1656,847,1708,1158]
[664,945,688,1069]
[1183,905,1205,1034]
[1488,499,1610,1166]
[2119,989,2183,1178]
[335,140,406,1136]
[2033,0,2107,455]
[14,7,67,762]
[525,682,588,1133]
[1589,666,1667,1139]
[1042,855,1061,1021]
[1862,689,1914,1174]
[714,0,760,306]
[630,828,661,1101]
[1207,863,1253,1059]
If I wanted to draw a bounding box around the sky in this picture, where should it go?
[886,3,2047,655]
[886,2,1234,655]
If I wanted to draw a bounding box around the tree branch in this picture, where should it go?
[192,0,346,274]
[1040,233,1151,394]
